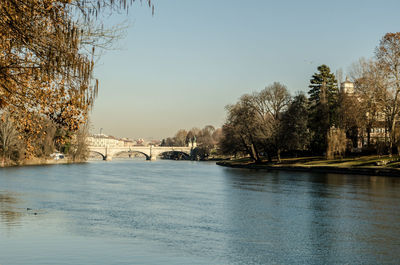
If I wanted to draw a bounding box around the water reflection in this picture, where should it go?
[307,177,338,265]
[1,162,400,265]
[0,192,23,226]
[222,169,400,264]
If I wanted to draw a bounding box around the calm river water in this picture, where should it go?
[0,159,399,264]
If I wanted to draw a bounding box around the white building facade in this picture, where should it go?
[87,134,125,148]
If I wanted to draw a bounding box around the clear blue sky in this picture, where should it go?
[91,0,400,139]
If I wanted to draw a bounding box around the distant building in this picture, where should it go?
[340,76,355,94]
[134,138,145,146]
[87,134,125,148]
[340,78,389,149]
[122,139,134,147]
[87,135,163,148]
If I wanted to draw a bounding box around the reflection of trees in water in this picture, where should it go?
[114,151,146,159]
[160,151,190,160]
[0,192,23,226]
[221,170,400,263]
[308,173,400,263]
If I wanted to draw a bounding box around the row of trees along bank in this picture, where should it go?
[160,126,222,160]
[0,0,153,166]
[219,33,400,163]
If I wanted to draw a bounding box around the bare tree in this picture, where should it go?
[257,82,291,120]
[69,121,90,162]
[224,101,263,163]
[350,58,387,148]
[247,82,291,161]
[336,68,344,88]
[0,112,20,166]
[174,129,188,146]
[195,125,216,158]
[376,33,400,153]
[220,82,291,163]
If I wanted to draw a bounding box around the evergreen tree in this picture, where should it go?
[281,93,310,153]
[308,65,339,154]
[308,65,339,116]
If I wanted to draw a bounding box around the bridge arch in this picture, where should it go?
[113,150,150,160]
[158,151,191,160]
[89,150,106,160]
[88,146,192,161]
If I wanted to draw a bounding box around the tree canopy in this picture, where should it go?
[308,65,338,154]
[0,0,153,157]
[376,32,400,153]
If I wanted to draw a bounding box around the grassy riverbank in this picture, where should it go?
[217,155,400,177]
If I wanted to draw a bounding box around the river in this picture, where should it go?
[0,159,399,264]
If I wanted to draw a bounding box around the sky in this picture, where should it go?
[90,0,400,140]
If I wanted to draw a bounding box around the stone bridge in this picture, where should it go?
[89,145,192,161]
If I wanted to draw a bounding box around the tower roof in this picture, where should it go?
[341,76,354,94]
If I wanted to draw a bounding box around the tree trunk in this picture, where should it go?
[240,136,256,162]
[250,144,262,163]
[277,148,281,163]
[326,129,330,160]
[367,127,371,147]
[389,118,396,156]
[248,133,261,163]
[389,87,400,155]
[390,118,397,155]
[248,146,256,162]
[1,149,5,167]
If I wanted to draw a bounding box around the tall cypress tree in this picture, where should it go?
[308,65,339,154]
